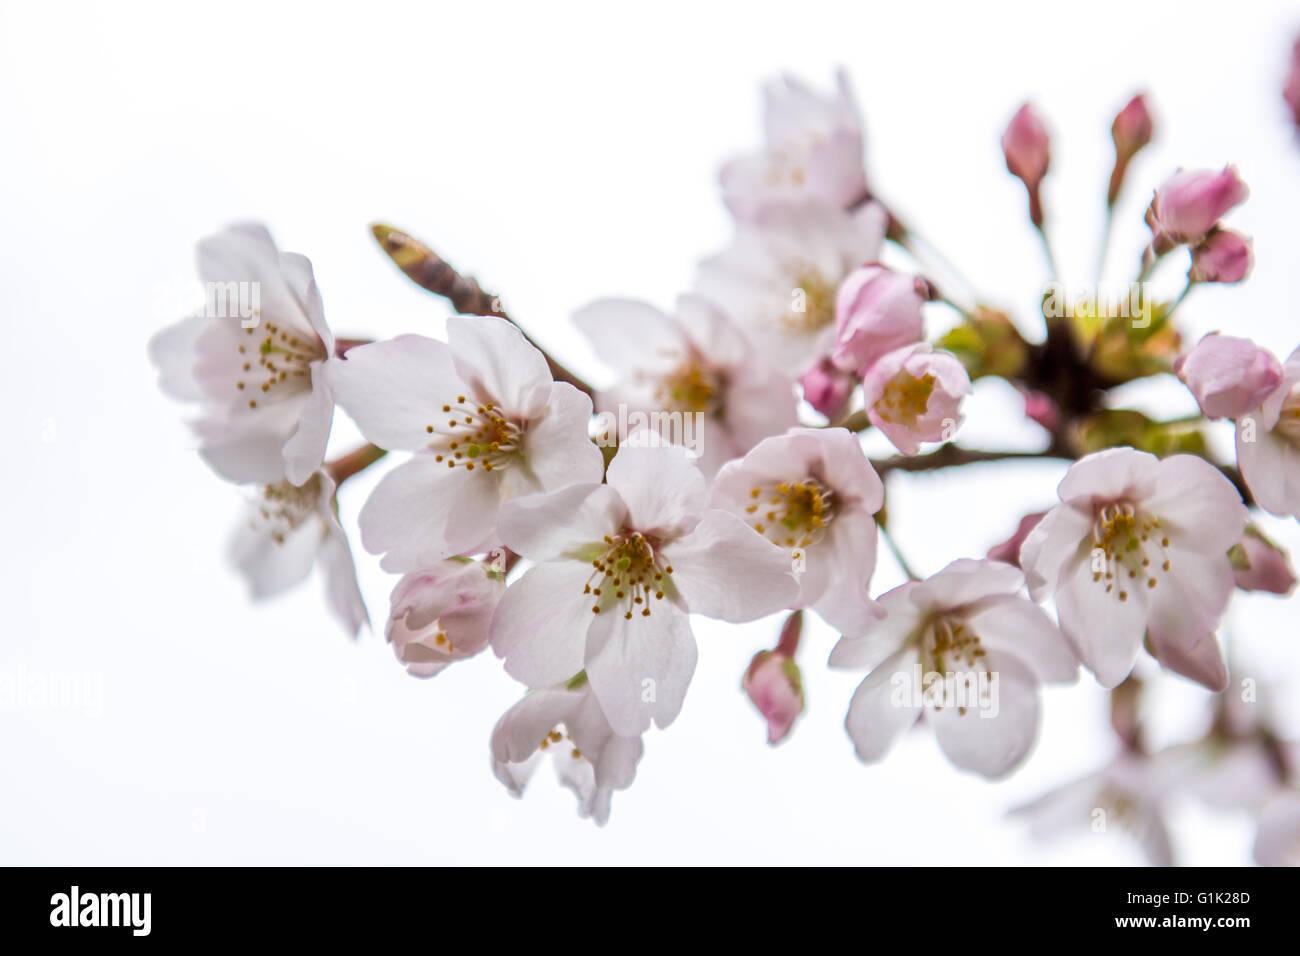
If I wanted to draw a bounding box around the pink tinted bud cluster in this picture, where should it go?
[1146,166,1249,252]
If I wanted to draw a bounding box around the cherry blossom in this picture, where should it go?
[860,343,971,455]
[573,294,796,477]
[830,558,1076,778]
[149,223,339,485]
[695,200,887,374]
[1235,345,1300,519]
[491,442,799,736]
[386,558,505,677]
[829,264,928,377]
[1020,448,1247,691]
[711,427,884,638]
[720,69,868,220]
[491,676,643,826]
[325,316,604,570]
[230,470,367,638]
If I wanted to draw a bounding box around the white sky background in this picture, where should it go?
[3,0,1300,864]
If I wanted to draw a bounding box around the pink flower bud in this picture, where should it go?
[1174,333,1281,419]
[1108,94,1153,205]
[1188,228,1253,284]
[862,343,971,455]
[1233,529,1296,595]
[830,264,927,376]
[800,355,856,418]
[1002,103,1051,226]
[743,651,804,745]
[1020,388,1060,433]
[386,561,505,678]
[987,512,1045,568]
[1146,166,1249,248]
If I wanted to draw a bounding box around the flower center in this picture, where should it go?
[916,616,994,716]
[1090,500,1172,603]
[874,371,935,426]
[584,532,673,621]
[248,474,322,545]
[782,268,837,334]
[745,478,834,558]
[236,322,324,411]
[425,396,523,474]
[646,359,723,415]
[538,727,583,761]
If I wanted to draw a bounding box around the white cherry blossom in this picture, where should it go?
[325,315,604,570]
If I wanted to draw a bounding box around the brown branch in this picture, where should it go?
[370,224,594,396]
[870,444,1069,479]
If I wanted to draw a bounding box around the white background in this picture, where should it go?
[3,0,1299,864]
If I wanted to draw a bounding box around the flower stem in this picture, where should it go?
[326,442,388,485]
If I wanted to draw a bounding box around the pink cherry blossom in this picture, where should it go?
[325,315,604,570]
[695,200,887,374]
[1020,448,1247,691]
[1233,528,1297,595]
[386,559,505,677]
[573,294,797,478]
[1188,228,1253,284]
[720,69,868,219]
[1146,166,1249,249]
[229,470,367,638]
[491,677,643,826]
[149,223,339,486]
[711,427,884,639]
[1175,333,1282,420]
[743,651,804,745]
[861,344,971,455]
[829,264,928,376]
[491,443,799,736]
[1235,346,1300,519]
[829,559,1077,779]
[800,355,856,419]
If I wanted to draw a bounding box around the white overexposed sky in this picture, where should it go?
[2,0,1299,864]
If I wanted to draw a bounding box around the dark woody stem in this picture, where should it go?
[370,224,594,397]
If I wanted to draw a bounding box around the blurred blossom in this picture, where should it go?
[830,263,929,376]
[861,343,970,455]
[1146,166,1248,251]
[1175,332,1281,420]
[1188,228,1253,284]
[1108,93,1153,205]
[1285,38,1300,128]
[1002,103,1051,226]
[1235,346,1300,520]
[721,69,868,219]
[1232,527,1297,595]
[800,355,856,419]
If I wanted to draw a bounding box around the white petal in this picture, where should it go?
[808,509,883,637]
[844,646,922,763]
[1019,503,1093,602]
[520,383,605,491]
[828,582,924,671]
[1143,454,1247,552]
[1056,446,1160,504]
[930,651,1041,779]
[1054,551,1148,688]
[573,298,684,375]
[491,561,595,688]
[447,315,553,419]
[660,510,799,622]
[498,483,625,562]
[326,335,465,451]
[605,443,706,536]
[359,455,498,570]
[585,602,697,735]
[282,361,335,486]
[963,593,1078,684]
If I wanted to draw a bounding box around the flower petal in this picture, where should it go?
[586,603,697,735]
[660,510,799,622]
[491,561,595,688]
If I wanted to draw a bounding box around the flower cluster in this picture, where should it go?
[150,62,1300,863]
